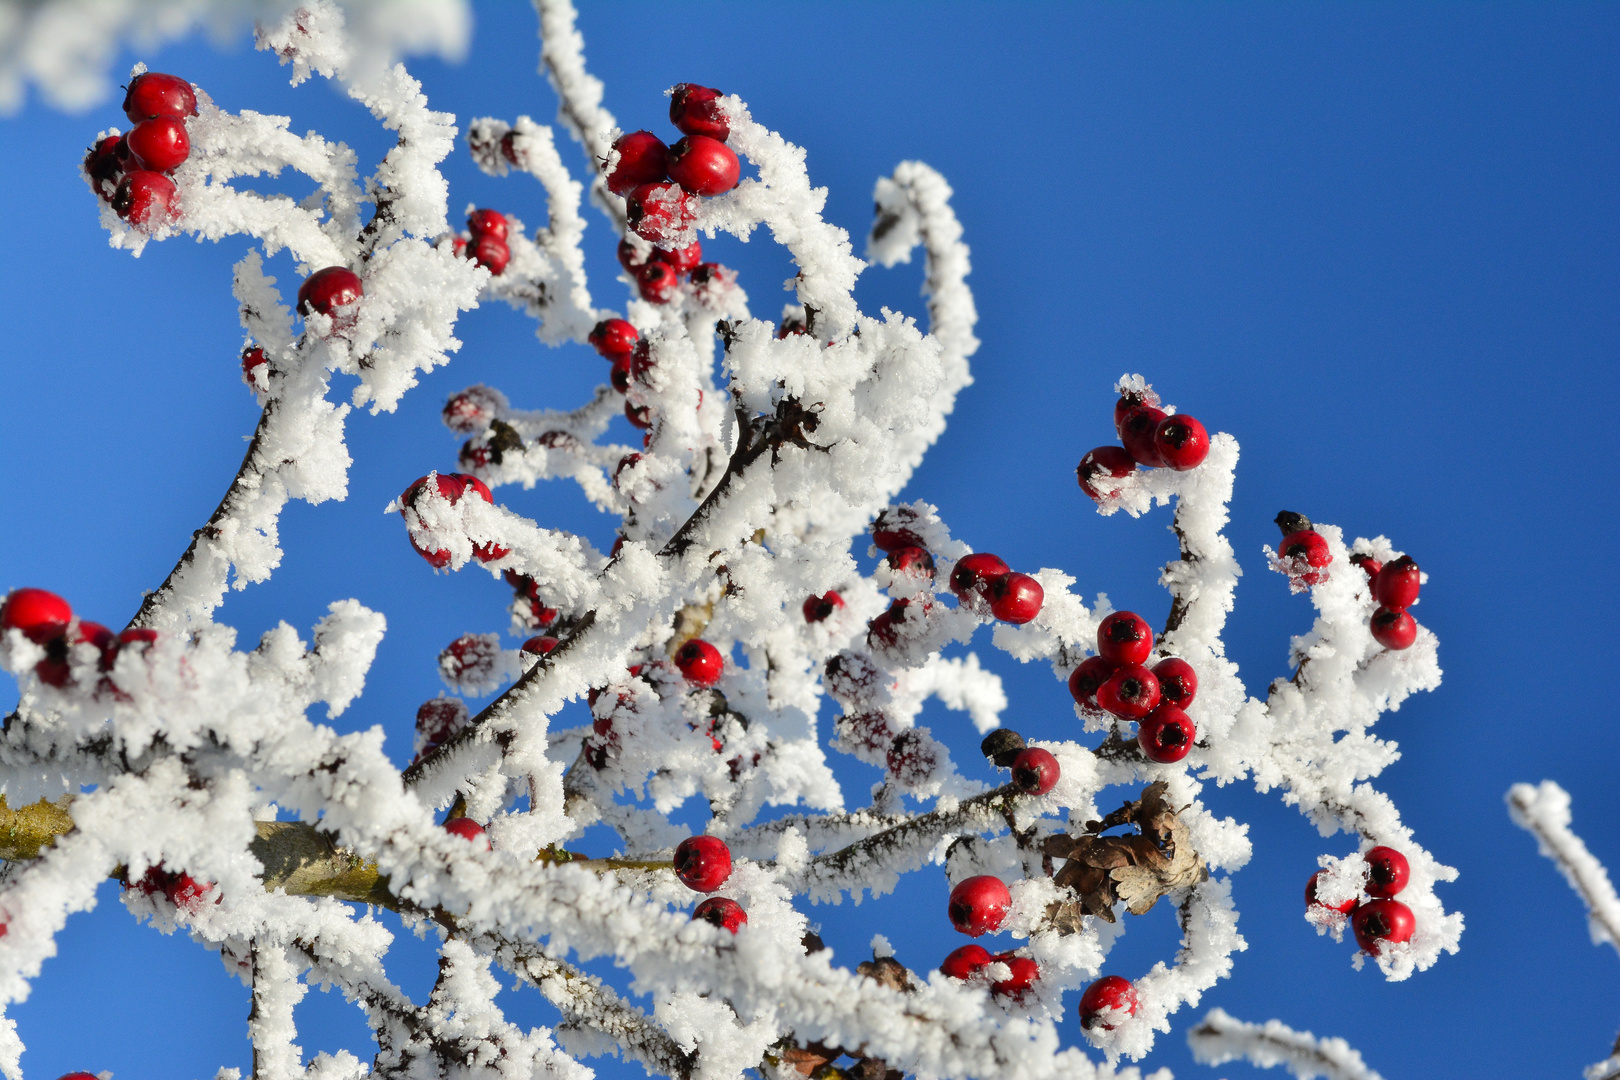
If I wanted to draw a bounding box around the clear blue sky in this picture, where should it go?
[1,3,1617,1077]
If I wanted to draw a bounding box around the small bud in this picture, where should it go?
[1274,510,1313,536]
[980,728,1025,768]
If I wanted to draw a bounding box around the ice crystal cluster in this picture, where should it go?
[0,3,1465,1078]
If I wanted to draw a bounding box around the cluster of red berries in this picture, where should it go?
[125,864,215,911]
[1067,611,1199,764]
[0,588,159,690]
[400,473,507,567]
[1077,385,1211,501]
[84,71,196,229]
[939,877,1037,999]
[1306,846,1417,956]
[675,835,747,932]
[505,569,561,632]
[580,643,730,771]
[452,209,512,276]
[618,236,722,305]
[608,84,740,244]
[1353,551,1422,651]
[587,318,661,433]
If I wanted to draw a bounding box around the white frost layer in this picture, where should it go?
[1508,780,1620,958]
[1188,1008,1384,1080]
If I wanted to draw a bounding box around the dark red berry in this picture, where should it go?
[1077,445,1138,502]
[415,697,468,747]
[1151,657,1197,709]
[887,545,936,580]
[1374,556,1421,610]
[1351,553,1383,582]
[636,260,680,303]
[1153,414,1209,471]
[298,267,363,320]
[989,954,1039,998]
[1068,656,1116,716]
[670,83,729,141]
[617,238,650,272]
[520,635,559,658]
[802,591,844,623]
[1097,611,1154,666]
[872,527,925,553]
[1370,607,1417,650]
[653,240,702,275]
[126,116,189,172]
[443,386,500,433]
[467,208,507,240]
[241,346,267,387]
[624,401,653,429]
[444,817,489,849]
[1079,975,1138,1030]
[989,572,1043,624]
[123,72,197,122]
[606,130,668,195]
[667,135,740,197]
[675,639,724,686]
[1351,898,1415,954]
[625,182,695,243]
[1306,871,1358,915]
[950,552,1010,603]
[1364,846,1410,898]
[468,235,510,275]
[948,875,1011,937]
[165,872,214,910]
[1,589,72,645]
[111,171,177,230]
[673,835,732,891]
[610,356,632,394]
[1279,530,1332,586]
[940,944,991,980]
[84,135,125,196]
[1010,747,1060,795]
[1113,386,1160,438]
[1096,664,1161,720]
[692,896,747,933]
[1119,406,1168,467]
[36,619,112,687]
[866,598,923,650]
[1138,704,1195,763]
[589,318,638,358]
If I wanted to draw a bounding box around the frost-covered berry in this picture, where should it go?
[867,597,924,650]
[673,835,732,891]
[617,238,650,272]
[1138,704,1195,763]
[439,633,501,689]
[467,234,510,275]
[692,896,747,933]
[1077,445,1136,502]
[589,318,638,358]
[940,944,991,980]
[653,240,702,275]
[415,696,468,748]
[520,635,559,659]
[675,639,724,686]
[1097,664,1161,720]
[949,552,1010,604]
[240,346,267,388]
[989,572,1043,624]
[1119,406,1168,467]
[1010,747,1060,795]
[444,817,490,849]
[399,473,476,567]
[442,386,501,433]
[1097,611,1154,666]
[1351,553,1383,582]
[1,588,73,644]
[123,72,197,121]
[802,591,843,623]
[1375,555,1421,610]
[667,135,740,197]
[297,266,363,322]
[1068,656,1116,716]
[1278,530,1331,586]
[1370,607,1417,650]
[624,401,653,429]
[111,170,177,230]
[166,872,214,910]
[1151,657,1197,709]
[1305,870,1358,915]
[606,130,669,195]
[1364,846,1411,898]
[36,619,113,687]
[625,181,695,243]
[990,954,1039,999]
[1351,898,1415,954]
[635,260,680,304]
[948,875,1011,937]
[1154,414,1209,471]
[126,116,189,172]
[610,356,632,394]
[1113,385,1160,437]
[467,208,507,240]
[84,135,126,196]
[1079,975,1138,1030]
[887,545,936,581]
[670,83,729,141]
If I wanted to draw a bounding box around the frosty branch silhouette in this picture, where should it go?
[0,2,1475,1078]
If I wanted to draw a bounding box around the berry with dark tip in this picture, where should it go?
[1096,664,1161,720]
[111,170,177,230]
[1351,553,1383,582]
[636,259,680,303]
[948,875,1012,937]
[673,835,732,891]
[1113,386,1160,437]
[624,401,653,429]
[625,181,695,243]
[617,238,650,272]
[949,552,1010,603]
[1364,846,1410,898]
[1077,445,1136,502]
[123,72,197,122]
[887,545,935,580]
[1306,870,1358,915]
[1151,657,1197,709]
[589,318,638,358]
[802,591,844,623]
[674,639,724,686]
[940,944,991,980]
[467,208,507,240]
[1351,898,1415,954]
[1375,556,1421,610]
[1068,656,1116,717]
[1154,414,1209,470]
[989,572,1043,624]
[241,346,267,388]
[1138,704,1195,763]
[692,896,747,933]
[670,83,729,141]
[1370,607,1417,650]
[605,130,668,195]
[1010,747,1060,795]
[1119,406,1168,467]
[1278,530,1331,586]
[1079,975,1138,1030]
[1097,611,1154,666]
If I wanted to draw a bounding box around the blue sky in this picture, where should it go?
[1,3,1617,1077]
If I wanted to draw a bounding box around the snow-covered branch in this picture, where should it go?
[1188,1008,1384,1080]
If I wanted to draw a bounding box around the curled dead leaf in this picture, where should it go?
[1041,781,1207,926]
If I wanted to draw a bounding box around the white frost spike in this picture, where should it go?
[1508,780,1620,957]
[1189,1008,1384,1080]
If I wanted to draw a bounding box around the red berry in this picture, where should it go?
[123,72,197,122]
[606,131,669,195]
[872,528,925,553]
[1,589,73,644]
[165,872,214,909]
[467,235,510,275]
[126,116,189,172]
[1119,406,1168,467]
[949,552,1010,603]
[1279,530,1331,586]
[520,635,559,659]
[35,619,112,688]
[1351,553,1383,582]
[400,473,468,567]
[1010,747,1060,795]
[624,401,653,429]
[1077,445,1137,502]
[1364,846,1410,899]
[56,1072,98,1080]
[444,817,490,849]
[636,260,680,303]
[989,572,1043,624]
[692,896,747,933]
[111,171,177,230]
[610,356,632,394]
[673,835,732,891]
[670,83,729,141]
[297,266,363,320]
[1096,664,1161,720]
[467,208,507,240]
[1138,704,1195,763]
[1374,556,1421,610]
[802,591,844,623]
[866,597,924,650]
[948,875,1011,937]
[589,318,638,358]
[625,182,695,243]
[617,238,650,272]
[1068,656,1116,716]
[101,626,159,672]
[667,135,740,197]
[1078,975,1138,1030]
[1154,414,1209,471]
[241,346,267,387]
[1351,898,1415,954]
[1113,387,1160,438]
[989,953,1039,998]
[443,386,501,433]
[1097,611,1154,666]
[887,545,936,580]
[940,944,991,980]
[675,638,724,686]
[1151,657,1197,709]
[653,240,702,275]
[84,135,126,196]
[1370,607,1417,650]
[415,696,468,747]
[1305,870,1358,915]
